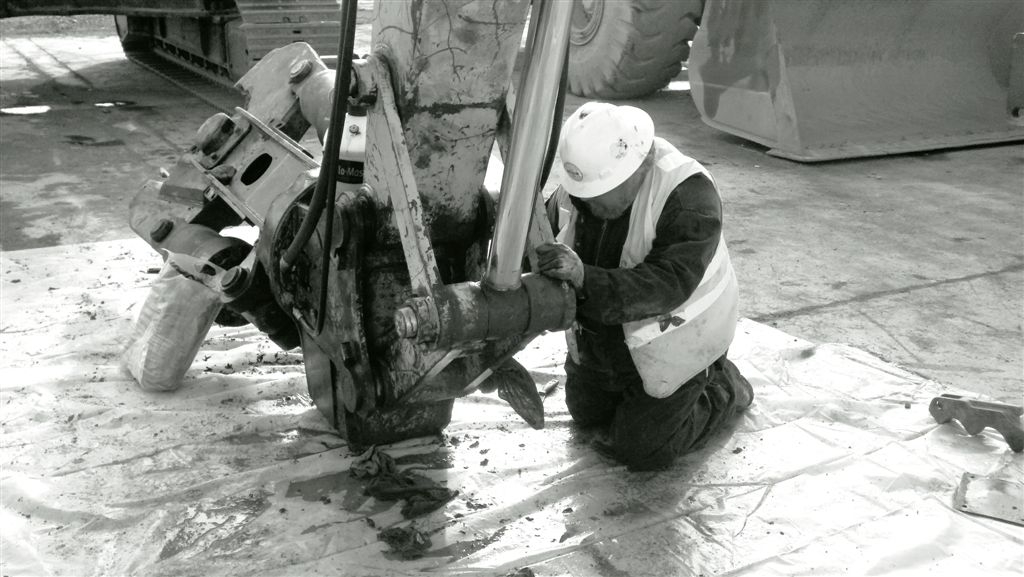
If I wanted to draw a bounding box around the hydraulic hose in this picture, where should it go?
[278,0,358,280]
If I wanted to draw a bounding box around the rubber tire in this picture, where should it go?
[568,0,703,99]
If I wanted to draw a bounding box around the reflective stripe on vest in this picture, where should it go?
[556,138,739,398]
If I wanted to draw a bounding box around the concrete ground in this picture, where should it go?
[1,16,1021,403]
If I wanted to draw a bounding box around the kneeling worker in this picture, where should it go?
[537,102,753,471]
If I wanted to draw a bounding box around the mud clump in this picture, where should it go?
[378,526,431,560]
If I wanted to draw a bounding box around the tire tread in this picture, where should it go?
[568,0,703,99]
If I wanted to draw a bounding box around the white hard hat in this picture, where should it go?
[557,102,655,199]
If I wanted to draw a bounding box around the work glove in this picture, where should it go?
[536,242,584,290]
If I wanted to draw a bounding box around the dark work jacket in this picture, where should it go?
[559,173,723,391]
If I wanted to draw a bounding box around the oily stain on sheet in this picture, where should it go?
[222,427,330,447]
[285,471,395,518]
[422,525,508,562]
[158,490,272,561]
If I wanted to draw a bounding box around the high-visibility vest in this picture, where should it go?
[556,137,739,398]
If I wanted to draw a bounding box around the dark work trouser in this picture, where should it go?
[564,355,753,471]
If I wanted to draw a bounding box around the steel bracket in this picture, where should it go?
[930,394,1024,453]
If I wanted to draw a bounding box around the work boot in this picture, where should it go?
[487,359,545,429]
[716,357,753,410]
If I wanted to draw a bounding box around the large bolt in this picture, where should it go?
[219,267,248,296]
[195,113,235,156]
[289,59,314,84]
[393,305,419,339]
[150,219,174,242]
[208,164,237,184]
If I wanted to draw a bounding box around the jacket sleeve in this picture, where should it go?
[576,173,722,326]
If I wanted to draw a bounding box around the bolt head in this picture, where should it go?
[220,267,247,294]
[394,306,418,338]
[150,219,174,242]
[289,59,314,83]
[195,113,235,154]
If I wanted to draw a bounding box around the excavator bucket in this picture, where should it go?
[688,0,1024,162]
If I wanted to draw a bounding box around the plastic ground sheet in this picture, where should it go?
[2,239,1021,576]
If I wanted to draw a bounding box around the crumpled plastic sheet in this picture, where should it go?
[1,239,1021,577]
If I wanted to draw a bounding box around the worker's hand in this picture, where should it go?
[536,242,584,290]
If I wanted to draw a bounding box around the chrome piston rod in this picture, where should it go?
[483,0,573,291]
